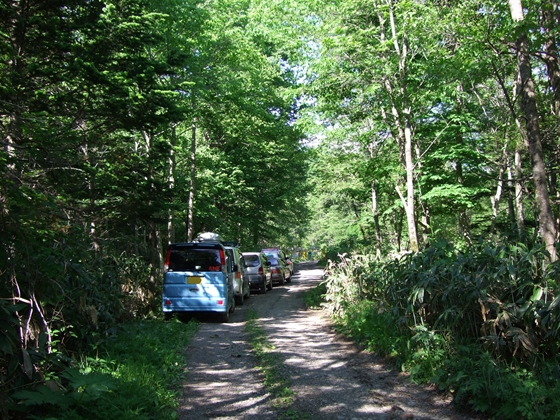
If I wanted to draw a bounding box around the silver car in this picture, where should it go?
[242,252,272,294]
[225,246,250,305]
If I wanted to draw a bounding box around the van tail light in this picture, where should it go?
[219,249,226,273]
[235,272,241,279]
[258,266,263,275]
[164,248,172,273]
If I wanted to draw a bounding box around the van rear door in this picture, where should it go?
[162,244,230,313]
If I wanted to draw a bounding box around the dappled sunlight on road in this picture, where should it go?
[178,262,472,420]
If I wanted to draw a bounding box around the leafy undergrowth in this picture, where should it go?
[8,318,198,420]
[303,281,327,309]
[318,240,560,419]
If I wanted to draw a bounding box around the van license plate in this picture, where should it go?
[187,276,202,284]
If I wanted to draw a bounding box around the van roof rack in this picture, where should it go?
[223,241,240,247]
[196,232,224,243]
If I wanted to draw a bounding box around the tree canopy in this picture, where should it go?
[2,0,560,417]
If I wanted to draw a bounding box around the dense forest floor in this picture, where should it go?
[177,262,481,420]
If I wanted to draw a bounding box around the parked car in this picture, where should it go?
[224,245,250,305]
[162,233,235,322]
[265,255,288,285]
[242,252,272,294]
[262,247,292,282]
[284,255,295,278]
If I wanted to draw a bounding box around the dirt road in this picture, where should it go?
[177,262,478,420]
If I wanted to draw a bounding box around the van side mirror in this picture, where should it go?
[233,264,239,272]
[265,261,271,267]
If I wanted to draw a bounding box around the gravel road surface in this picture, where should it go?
[177,262,479,420]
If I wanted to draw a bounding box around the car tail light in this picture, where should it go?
[217,299,224,305]
[164,300,171,306]
[258,266,263,275]
[164,249,172,273]
[219,249,226,273]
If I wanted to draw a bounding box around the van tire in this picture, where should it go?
[260,284,267,294]
[236,293,244,306]
[220,310,230,323]
[267,279,273,291]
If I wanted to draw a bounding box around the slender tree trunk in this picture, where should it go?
[371,181,382,258]
[541,2,560,118]
[510,0,557,261]
[456,132,470,242]
[455,84,470,241]
[167,126,176,244]
[351,201,367,242]
[403,116,418,251]
[186,119,197,242]
[541,3,560,233]
[384,1,418,252]
[415,143,430,247]
[506,160,516,229]
[142,130,162,302]
[508,0,524,21]
[514,148,526,238]
[395,208,403,252]
[490,166,504,236]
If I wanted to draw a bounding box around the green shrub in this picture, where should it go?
[323,238,560,419]
[8,319,198,420]
[433,345,560,419]
[303,282,327,309]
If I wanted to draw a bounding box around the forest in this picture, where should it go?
[1,0,559,419]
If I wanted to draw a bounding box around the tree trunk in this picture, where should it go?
[415,142,430,247]
[490,166,504,236]
[510,0,557,261]
[541,2,560,118]
[514,148,526,239]
[455,84,470,242]
[371,181,382,258]
[541,3,560,233]
[167,125,176,244]
[404,116,419,251]
[508,0,524,22]
[384,2,418,252]
[186,119,196,242]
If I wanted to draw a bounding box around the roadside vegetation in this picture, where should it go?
[302,281,327,309]
[7,319,198,420]
[318,240,560,419]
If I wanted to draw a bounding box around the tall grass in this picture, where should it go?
[322,239,560,418]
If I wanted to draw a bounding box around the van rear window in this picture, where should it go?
[168,249,222,272]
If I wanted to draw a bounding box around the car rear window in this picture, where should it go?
[266,258,281,266]
[168,248,222,272]
[244,255,260,267]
